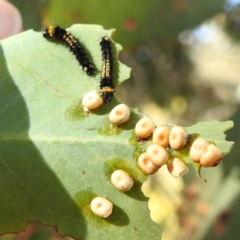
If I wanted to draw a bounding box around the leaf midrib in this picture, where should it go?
[0,134,131,144]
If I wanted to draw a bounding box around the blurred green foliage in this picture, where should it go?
[42,0,226,49]
[10,0,225,48]
[9,0,42,30]
[5,1,240,240]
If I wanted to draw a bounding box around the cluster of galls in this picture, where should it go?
[81,99,223,218]
[190,138,222,167]
[134,117,223,178]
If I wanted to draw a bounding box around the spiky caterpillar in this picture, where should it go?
[43,26,95,76]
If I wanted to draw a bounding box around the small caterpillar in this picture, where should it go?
[99,36,115,103]
[43,26,95,76]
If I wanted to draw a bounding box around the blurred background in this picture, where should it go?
[2,0,240,239]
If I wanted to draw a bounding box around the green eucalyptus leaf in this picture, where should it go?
[0,24,161,240]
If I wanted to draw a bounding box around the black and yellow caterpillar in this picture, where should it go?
[99,36,114,103]
[43,26,95,76]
